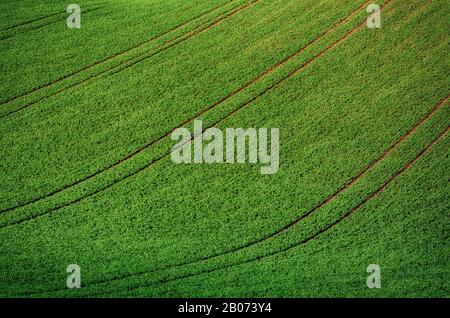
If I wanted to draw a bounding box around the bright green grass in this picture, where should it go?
[0,0,448,297]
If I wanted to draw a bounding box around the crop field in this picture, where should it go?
[0,0,448,298]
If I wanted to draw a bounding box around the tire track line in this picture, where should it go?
[1,11,62,32]
[102,125,449,297]
[0,0,367,215]
[0,6,104,41]
[100,0,261,80]
[0,0,238,106]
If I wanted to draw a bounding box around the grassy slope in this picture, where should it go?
[0,0,448,297]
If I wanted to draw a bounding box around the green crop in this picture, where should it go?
[0,0,448,297]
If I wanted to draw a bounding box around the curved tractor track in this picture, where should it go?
[0,0,251,116]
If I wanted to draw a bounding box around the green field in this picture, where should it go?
[0,0,448,297]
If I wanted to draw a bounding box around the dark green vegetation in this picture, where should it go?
[0,0,448,297]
